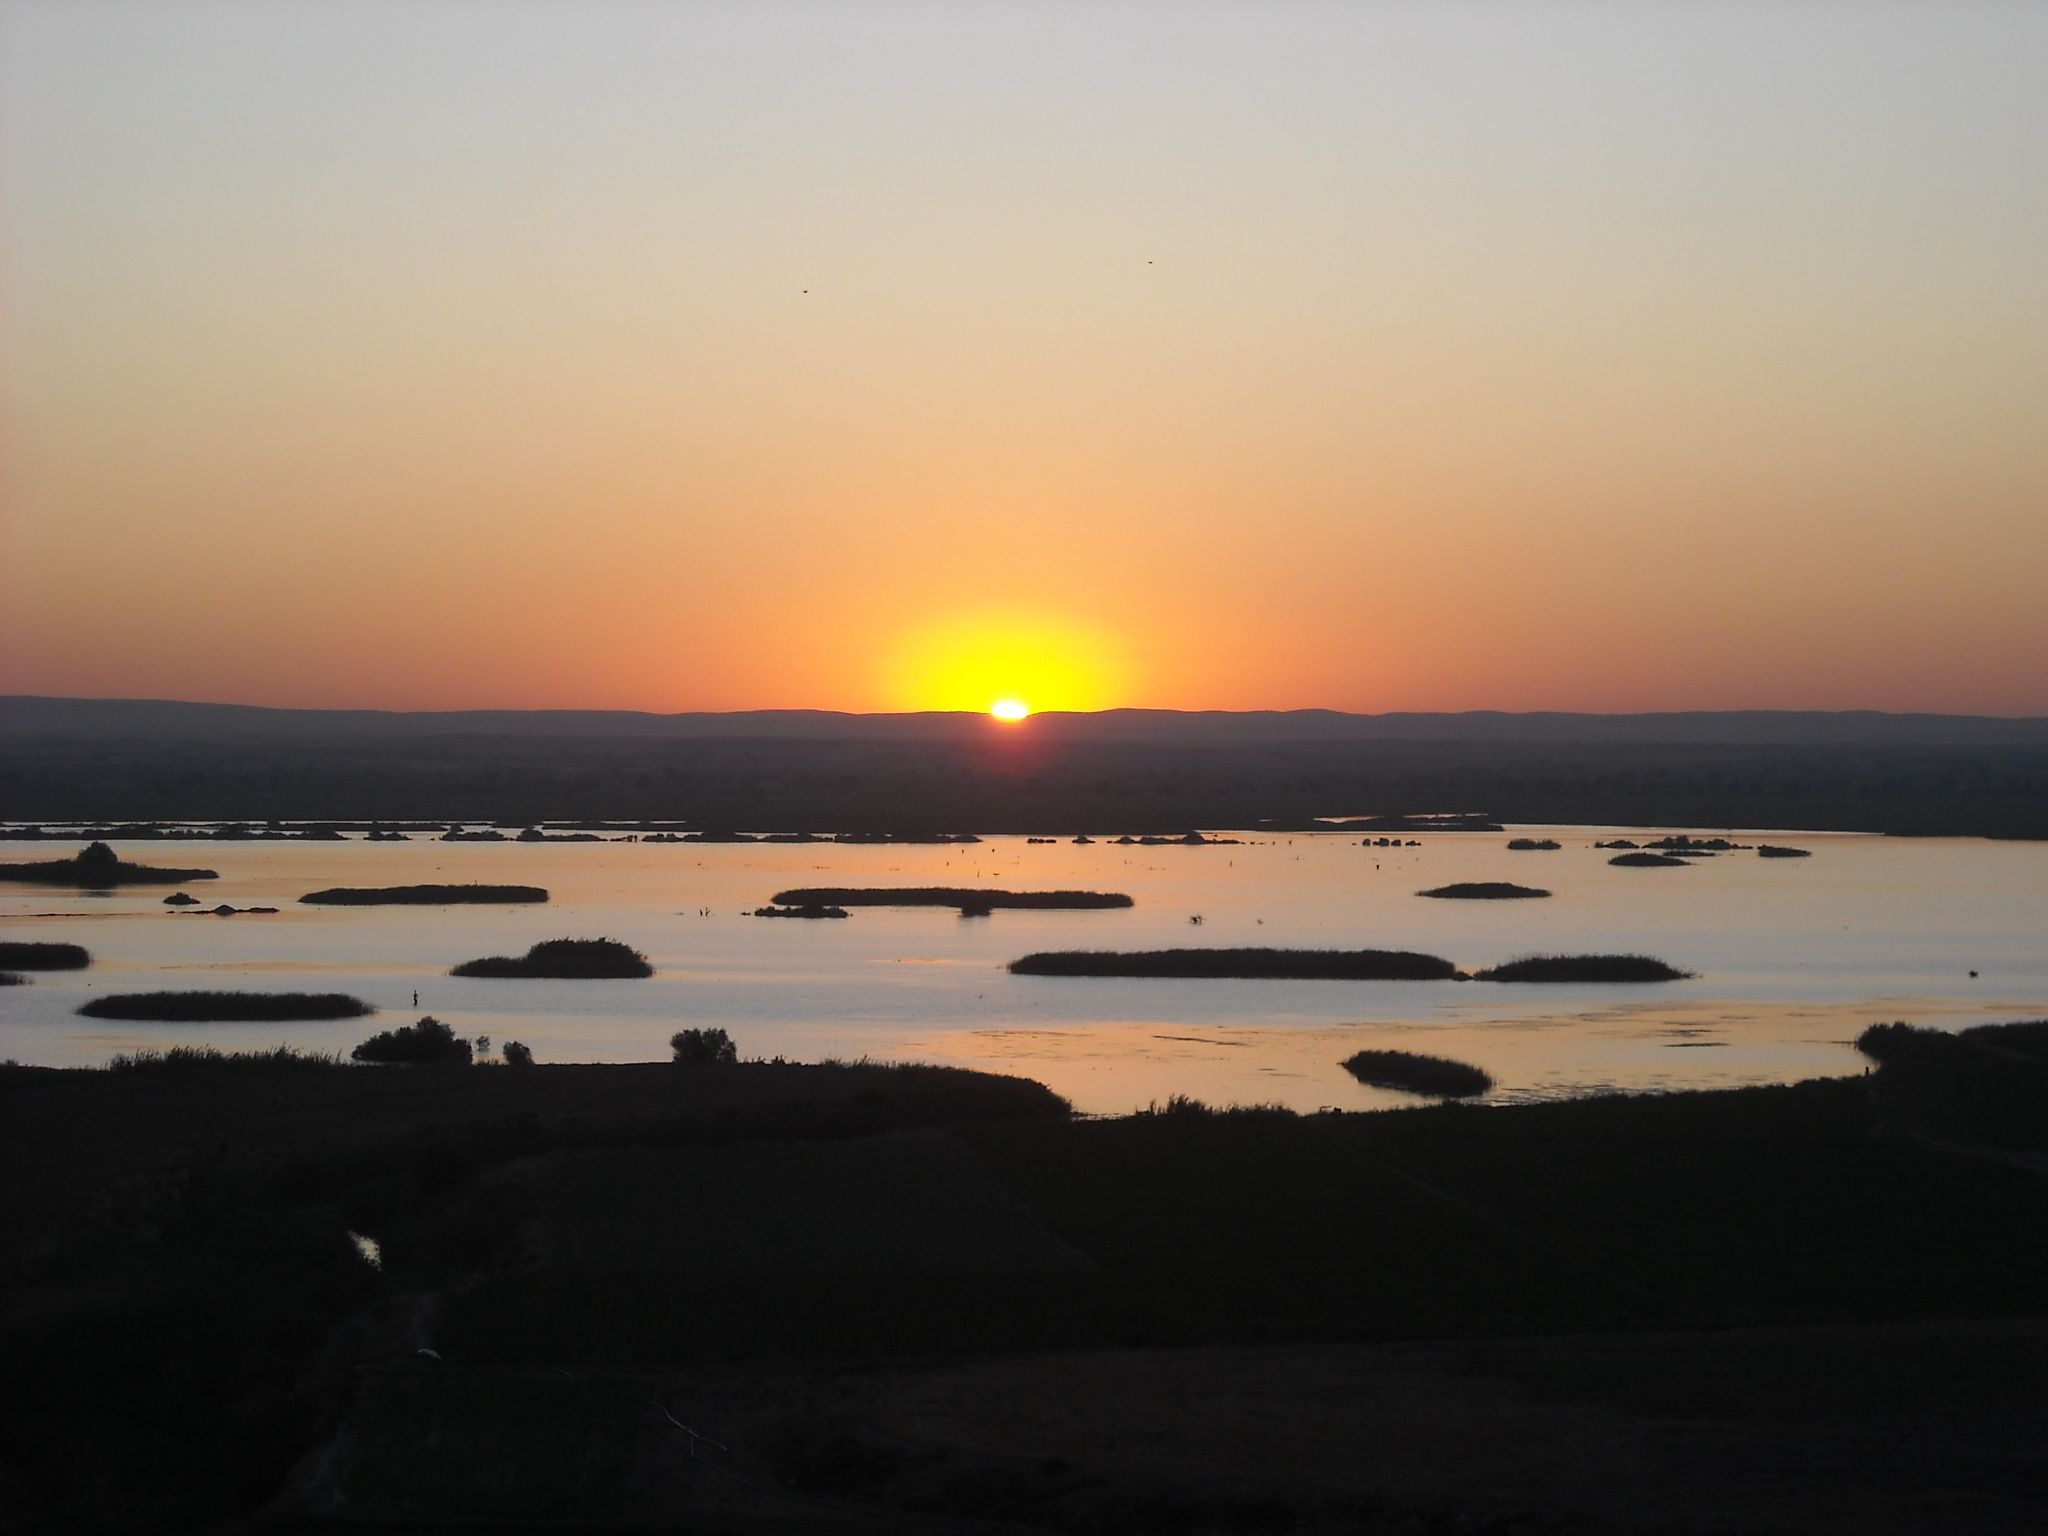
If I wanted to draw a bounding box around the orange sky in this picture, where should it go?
[2,3,2044,715]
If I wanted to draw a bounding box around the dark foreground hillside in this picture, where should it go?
[3,1032,2045,1534]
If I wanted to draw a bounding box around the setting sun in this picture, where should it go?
[881,610,1130,714]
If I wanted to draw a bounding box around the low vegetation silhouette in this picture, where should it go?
[1608,851,1690,867]
[77,990,375,1021]
[1505,837,1561,851]
[501,1040,534,1068]
[1417,882,1549,900]
[351,1016,474,1064]
[751,904,848,919]
[1473,954,1693,983]
[671,1027,739,1064]
[0,972,24,986]
[0,840,218,887]
[771,887,1133,910]
[1341,1049,1493,1097]
[451,938,653,978]
[1009,947,1460,980]
[1758,844,1812,858]
[105,1045,346,1073]
[302,884,549,905]
[0,941,90,970]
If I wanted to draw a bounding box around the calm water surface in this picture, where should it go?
[2,830,2042,1114]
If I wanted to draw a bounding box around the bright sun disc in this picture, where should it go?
[990,699,1031,721]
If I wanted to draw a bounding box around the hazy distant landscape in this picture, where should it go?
[6,697,2046,835]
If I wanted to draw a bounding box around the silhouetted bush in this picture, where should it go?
[451,937,652,978]
[352,1016,473,1065]
[501,1039,535,1068]
[771,887,1132,910]
[77,991,375,1021]
[105,1045,347,1073]
[1506,838,1562,851]
[301,884,548,905]
[1608,852,1690,867]
[1342,1049,1492,1097]
[752,904,849,919]
[672,1027,738,1064]
[1473,954,1693,983]
[0,941,90,969]
[1417,882,1550,900]
[0,971,25,986]
[1009,947,1459,980]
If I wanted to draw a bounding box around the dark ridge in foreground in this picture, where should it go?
[0,840,217,887]
[1473,954,1694,983]
[451,937,653,979]
[1342,1049,1493,1098]
[772,887,1135,910]
[4,1036,2046,1536]
[1417,882,1550,900]
[76,991,375,1021]
[1609,851,1690,867]
[0,941,90,970]
[301,883,549,905]
[1009,947,1460,980]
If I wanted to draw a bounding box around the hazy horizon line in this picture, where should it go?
[9,692,2047,724]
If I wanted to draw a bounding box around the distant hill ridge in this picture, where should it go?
[5,696,2045,747]
[5,696,2044,834]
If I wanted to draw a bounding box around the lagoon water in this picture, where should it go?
[2,830,2042,1114]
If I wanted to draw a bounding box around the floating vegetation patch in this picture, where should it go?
[451,937,653,978]
[1417,883,1550,900]
[0,841,217,887]
[78,991,375,1021]
[773,887,1133,911]
[1341,1049,1493,1098]
[0,941,90,970]
[1472,954,1693,983]
[301,884,549,905]
[1009,947,1460,980]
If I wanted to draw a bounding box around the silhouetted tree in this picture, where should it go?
[501,1039,534,1068]
[351,1016,473,1065]
[671,1027,737,1065]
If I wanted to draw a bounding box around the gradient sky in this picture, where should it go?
[2,1,2044,714]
